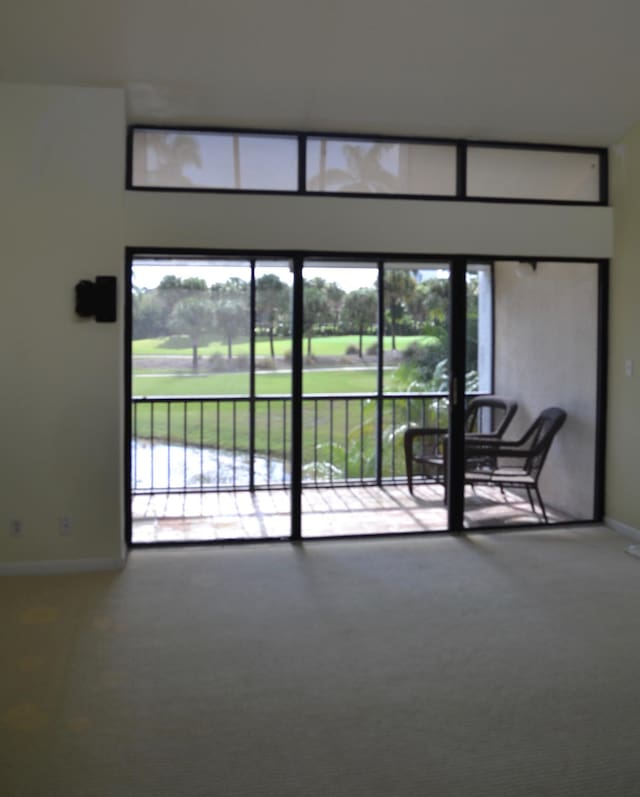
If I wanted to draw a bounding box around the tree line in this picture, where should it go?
[133,271,468,373]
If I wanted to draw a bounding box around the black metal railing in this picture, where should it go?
[131,393,449,494]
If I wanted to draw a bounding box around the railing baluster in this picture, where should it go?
[183,400,188,493]
[131,391,454,495]
[360,398,364,483]
[167,402,172,491]
[233,401,237,489]
[266,400,271,488]
[132,403,138,490]
[313,399,318,485]
[282,398,287,484]
[329,399,334,484]
[344,399,349,481]
[199,401,204,491]
[216,401,220,491]
[404,397,411,482]
[392,398,396,478]
[150,402,155,492]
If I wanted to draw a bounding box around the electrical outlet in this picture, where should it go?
[9,519,22,537]
[59,516,72,536]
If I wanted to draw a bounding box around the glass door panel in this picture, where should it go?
[130,256,294,543]
[463,260,599,528]
[299,260,452,538]
[131,257,252,542]
[300,261,379,537]
[383,263,451,532]
[253,261,293,528]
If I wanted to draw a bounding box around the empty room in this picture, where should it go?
[2,2,640,795]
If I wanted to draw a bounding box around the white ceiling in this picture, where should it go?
[3,0,640,146]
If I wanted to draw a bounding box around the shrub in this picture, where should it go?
[256,357,277,371]
[365,342,378,356]
[207,352,226,372]
[207,353,250,373]
[159,334,192,349]
[345,344,359,355]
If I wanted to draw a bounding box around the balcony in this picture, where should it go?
[129,255,602,543]
[130,393,569,543]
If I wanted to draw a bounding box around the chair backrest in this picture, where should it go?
[523,407,567,480]
[465,396,518,438]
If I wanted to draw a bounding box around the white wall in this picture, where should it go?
[0,81,617,568]
[607,128,640,532]
[493,261,599,519]
[0,83,125,569]
[125,191,612,258]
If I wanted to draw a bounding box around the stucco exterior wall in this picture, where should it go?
[493,261,599,519]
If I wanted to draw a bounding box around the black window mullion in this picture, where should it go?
[249,261,256,491]
[593,259,609,520]
[298,134,307,194]
[376,261,385,486]
[290,257,304,541]
[599,151,609,205]
[448,258,467,532]
[457,141,467,198]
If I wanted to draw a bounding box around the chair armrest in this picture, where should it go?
[465,431,502,440]
[464,441,531,460]
[405,426,447,444]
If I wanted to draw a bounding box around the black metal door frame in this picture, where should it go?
[125,248,607,546]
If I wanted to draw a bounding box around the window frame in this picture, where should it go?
[126,125,608,206]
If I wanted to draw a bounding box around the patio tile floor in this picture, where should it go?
[132,483,569,543]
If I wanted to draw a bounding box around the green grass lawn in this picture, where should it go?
[130,333,444,479]
[131,366,416,398]
[132,334,420,358]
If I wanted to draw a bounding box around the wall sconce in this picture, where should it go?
[75,276,117,322]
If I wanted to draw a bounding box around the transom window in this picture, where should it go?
[128,126,607,205]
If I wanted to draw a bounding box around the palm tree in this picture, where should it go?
[303,278,328,356]
[341,288,377,357]
[308,141,400,193]
[145,132,202,187]
[256,274,290,358]
[384,270,417,350]
[211,278,249,358]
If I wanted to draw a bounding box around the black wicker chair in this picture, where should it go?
[404,396,518,495]
[462,406,567,523]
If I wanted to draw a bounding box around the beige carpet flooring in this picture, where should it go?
[2,525,640,796]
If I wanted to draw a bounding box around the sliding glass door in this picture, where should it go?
[128,251,604,544]
[300,259,451,538]
[130,256,293,542]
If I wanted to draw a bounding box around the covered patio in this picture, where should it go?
[132,483,569,543]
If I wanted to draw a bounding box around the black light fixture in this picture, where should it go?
[75,276,117,322]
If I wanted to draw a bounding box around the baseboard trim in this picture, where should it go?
[0,556,127,576]
[604,516,640,543]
